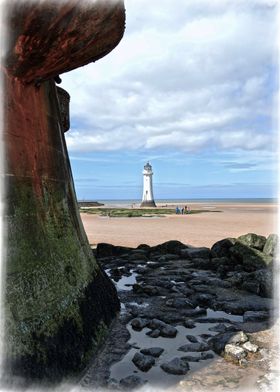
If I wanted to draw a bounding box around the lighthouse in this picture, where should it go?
[140,162,156,207]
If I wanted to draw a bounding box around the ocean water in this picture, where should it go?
[78,198,276,205]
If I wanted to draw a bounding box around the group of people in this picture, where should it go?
[175,205,191,215]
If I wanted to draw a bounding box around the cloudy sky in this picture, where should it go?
[62,0,278,201]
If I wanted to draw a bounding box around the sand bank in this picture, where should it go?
[80,202,277,248]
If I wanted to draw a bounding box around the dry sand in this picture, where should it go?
[80,202,278,248]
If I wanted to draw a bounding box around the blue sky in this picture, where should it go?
[62,0,278,201]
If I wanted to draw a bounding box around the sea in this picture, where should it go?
[78,198,276,206]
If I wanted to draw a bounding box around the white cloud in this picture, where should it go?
[62,0,277,154]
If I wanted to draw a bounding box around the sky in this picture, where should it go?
[61,0,278,201]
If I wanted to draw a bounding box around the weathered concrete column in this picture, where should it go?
[3,0,125,380]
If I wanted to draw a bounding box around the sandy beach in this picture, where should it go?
[80,202,278,248]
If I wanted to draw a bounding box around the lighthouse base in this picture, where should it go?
[140,200,157,208]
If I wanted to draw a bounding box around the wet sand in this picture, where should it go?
[80,202,277,248]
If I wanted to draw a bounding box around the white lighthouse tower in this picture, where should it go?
[140,162,156,207]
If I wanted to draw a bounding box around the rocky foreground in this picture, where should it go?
[80,233,279,391]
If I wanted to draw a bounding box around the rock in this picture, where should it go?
[263,234,278,256]
[195,317,234,324]
[150,240,188,255]
[183,308,207,317]
[131,318,149,331]
[250,269,273,298]
[178,342,209,352]
[211,238,236,258]
[186,335,198,343]
[184,319,196,329]
[132,352,155,372]
[209,332,237,354]
[96,243,132,257]
[243,311,270,322]
[227,331,248,344]
[230,242,273,270]
[158,254,179,262]
[132,284,159,296]
[241,281,260,295]
[195,293,215,307]
[181,247,210,259]
[209,324,239,333]
[160,357,190,375]
[181,355,200,362]
[200,352,214,360]
[140,347,164,357]
[224,344,247,363]
[119,375,146,390]
[242,341,258,353]
[165,298,195,309]
[146,329,160,338]
[148,319,166,330]
[238,233,266,250]
[160,325,178,338]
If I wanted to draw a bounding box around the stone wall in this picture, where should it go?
[3,0,125,381]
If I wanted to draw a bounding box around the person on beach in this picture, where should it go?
[176,206,180,214]
[181,207,184,215]
[185,205,188,213]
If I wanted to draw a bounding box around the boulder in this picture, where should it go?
[178,342,209,352]
[119,375,146,390]
[160,357,190,375]
[209,332,237,354]
[181,355,200,362]
[146,329,160,338]
[243,311,270,322]
[96,243,132,257]
[224,344,246,363]
[211,238,236,258]
[181,247,210,259]
[227,331,248,344]
[131,318,149,331]
[186,335,198,343]
[200,352,214,360]
[242,341,258,353]
[183,308,207,317]
[184,319,196,329]
[263,234,278,256]
[237,233,266,250]
[150,240,188,255]
[140,347,164,357]
[132,352,155,372]
[165,298,195,309]
[160,325,178,338]
[229,242,273,270]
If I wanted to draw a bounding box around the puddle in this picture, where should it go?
[109,308,243,387]
[105,269,137,291]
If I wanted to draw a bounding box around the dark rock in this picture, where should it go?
[131,318,149,331]
[96,243,132,258]
[263,234,278,256]
[165,298,195,309]
[181,355,200,362]
[160,325,178,338]
[208,332,237,354]
[158,254,179,262]
[132,284,159,296]
[132,352,155,372]
[184,319,196,329]
[200,334,212,340]
[241,281,260,295]
[183,308,207,318]
[195,317,234,324]
[146,329,160,338]
[160,357,190,375]
[137,244,150,251]
[211,238,236,258]
[243,311,270,322]
[140,347,164,357]
[119,375,146,390]
[178,342,209,352]
[195,293,215,307]
[181,247,210,259]
[148,319,166,330]
[150,240,188,255]
[230,242,273,270]
[237,233,266,250]
[209,324,240,333]
[186,335,198,343]
[200,352,214,360]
